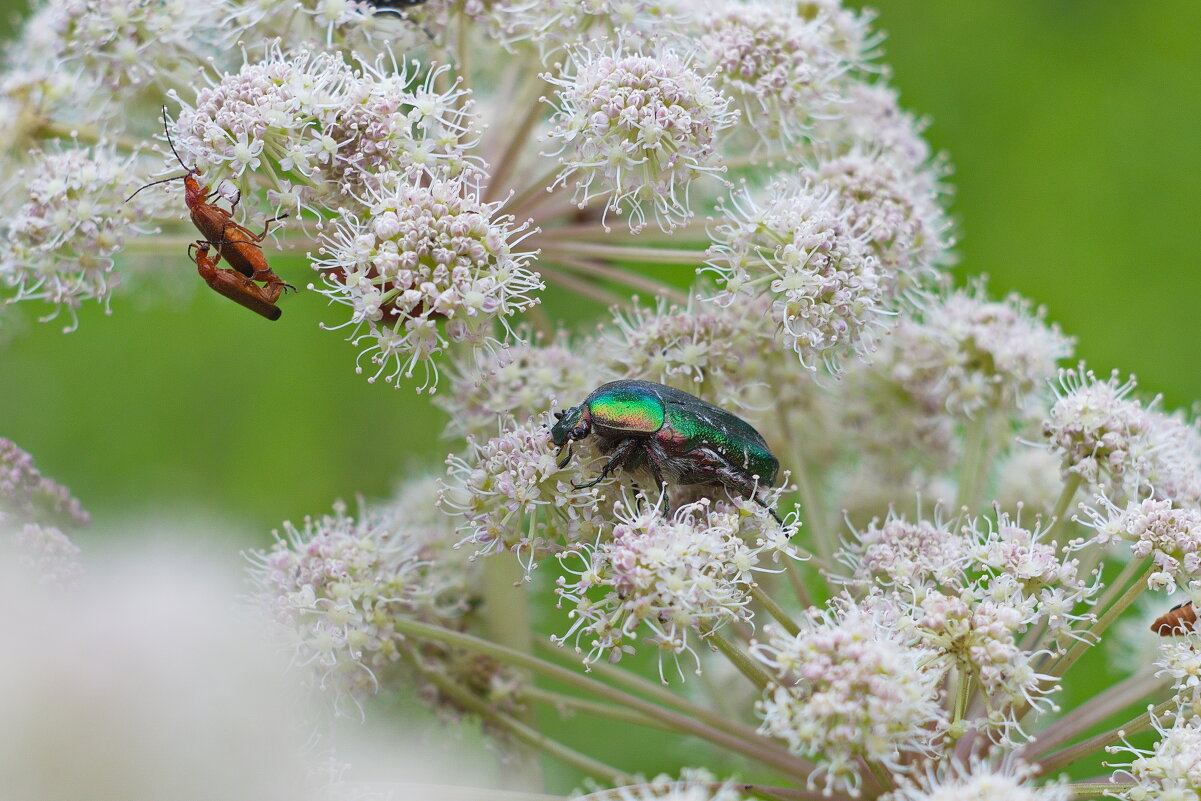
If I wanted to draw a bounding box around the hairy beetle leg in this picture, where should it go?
[572,438,637,490]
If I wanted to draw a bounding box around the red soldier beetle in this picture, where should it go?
[1151,601,1198,636]
[127,109,292,294]
[190,242,283,321]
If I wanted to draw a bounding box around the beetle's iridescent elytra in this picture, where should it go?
[551,380,782,523]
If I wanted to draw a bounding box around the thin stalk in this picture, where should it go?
[575,784,845,801]
[548,254,690,303]
[539,241,708,267]
[411,651,632,786]
[485,71,550,203]
[1032,697,1177,778]
[533,219,711,244]
[1020,670,1161,761]
[505,163,568,218]
[749,584,802,637]
[538,264,627,306]
[724,149,805,171]
[1064,784,1126,800]
[1089,556,1148,623]
[1047,563,1154,681]
[34,117,144,153]
[522,686,673,732]
[775,406,831,569]
[1047,473,1084,545]
[394,617,813,781]
[707,630,773,691]
[455,11,473,107]
[554,642,798,754]
[482,555,543,789]
[954,415,989,512]
[950,667,971,735]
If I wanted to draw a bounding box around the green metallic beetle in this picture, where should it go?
[550,380,782,522]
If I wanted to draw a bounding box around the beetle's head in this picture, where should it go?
[550,405,590,468]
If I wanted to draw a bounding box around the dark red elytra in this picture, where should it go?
[1151,601,1198,636]
[126,108,292,305]
[189,242,283,321]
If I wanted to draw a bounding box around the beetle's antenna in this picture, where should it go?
[161,106,192,173]
[125,174,188,202]
[125,108,196,202]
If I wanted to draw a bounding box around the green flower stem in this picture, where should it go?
[407,647,633,786]
[559,642,809,769]
[533,219,711,244]
[1047,473,1084,544]
[749,584,801,637]
[1019,669,1161,761]
[482,553,543,789]
[774,407,832,574]
[505,163,570,218]
[1048,562,1154,681]
[574,783,847,801]
[537,264,626,306]
[546,253,690,304]
[954,414,989,512]
[707,630,773,691]
[393,617,813,782]
[484,64,549,204]
[521,686,675,732]
[34,116,144,154]
[1064,783,1126,800]
[537,241,708,267]
[1032,697,1177,778]
[1089,556,1148,623]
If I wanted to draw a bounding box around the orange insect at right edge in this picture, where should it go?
[1151,601,1198,636]
[127,108,293,303]
[190,242,283,322]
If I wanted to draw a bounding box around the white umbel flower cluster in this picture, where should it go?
[312,174,542,390]
[543,44,737,233]
[0,145,159,330]
[554,498,796,676]
[753,605,945,797]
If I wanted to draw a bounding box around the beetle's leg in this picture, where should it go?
[640,441,673,517]
[572,438,636,489]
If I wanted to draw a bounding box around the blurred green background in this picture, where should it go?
[3,1,1196,539]
[0,0,1195,788]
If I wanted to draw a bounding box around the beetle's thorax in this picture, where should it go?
[183,172,210,208]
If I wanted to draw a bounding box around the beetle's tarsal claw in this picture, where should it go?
[557,444,574,469]
[572,474,605,490]
[553,411,564,420]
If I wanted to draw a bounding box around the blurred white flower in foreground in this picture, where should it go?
[0,544,322,801]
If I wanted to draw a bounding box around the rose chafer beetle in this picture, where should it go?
[551,380,783,523]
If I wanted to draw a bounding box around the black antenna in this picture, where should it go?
[124,107,195,202]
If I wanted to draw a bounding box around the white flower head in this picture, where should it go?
[837,507,968,589]
[543,40,737,233]
[249,489,472,708]
[0,145,159,330]
[26,0,226,95]
[1042,366,1155,499]
[1108,712,1201,801]
[706,177,887,373]
[1079,495,1201,593]
[498,0,690,53]
[813,147,952,294]
[888,287,1073,419]
[312,172,543,392]
[438,332,602,440]
[695,0,851,147]
[600,293,795,413]
[753,604,945,797]
[438,417,613,570]
[882,756,1068,801]
[555,496,796,677]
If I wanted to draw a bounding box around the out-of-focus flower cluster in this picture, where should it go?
[0,437,87,585]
